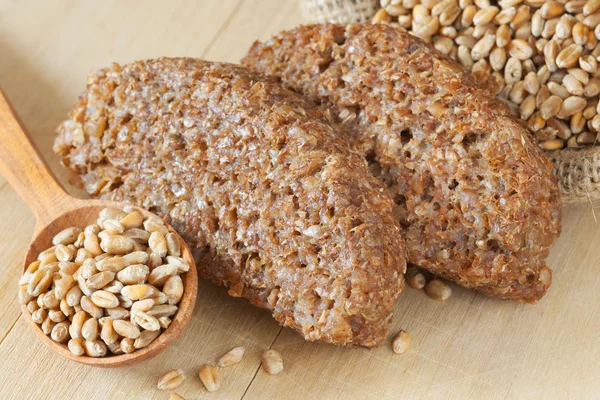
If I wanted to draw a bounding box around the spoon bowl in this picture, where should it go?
[22,200,198,367]
[0,89,198,367]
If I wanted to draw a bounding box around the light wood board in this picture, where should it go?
[0,1,598,399]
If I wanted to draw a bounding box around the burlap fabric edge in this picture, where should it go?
[549,148,600,204]
[302,0,378,24]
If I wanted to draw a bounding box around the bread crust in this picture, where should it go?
[53,58,406,347]
[242,23,562,302]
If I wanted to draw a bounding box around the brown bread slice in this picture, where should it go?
[53,58,406,347]
[242,23,562,303]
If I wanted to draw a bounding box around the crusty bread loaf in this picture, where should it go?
[53,58,406,347]
[242,23,562,302]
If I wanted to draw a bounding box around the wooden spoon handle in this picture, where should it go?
[0,88,70,225]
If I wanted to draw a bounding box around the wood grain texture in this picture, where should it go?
[0,184,34,341]
[0,0,598,398]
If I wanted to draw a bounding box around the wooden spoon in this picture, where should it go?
[0,89,198,367]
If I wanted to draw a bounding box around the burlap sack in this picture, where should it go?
[301,0,600,204]
[302,0,378,24]
[549,148,600,204]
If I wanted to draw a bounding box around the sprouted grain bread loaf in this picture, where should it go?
[53,58,406,347]
[242,23,562,303]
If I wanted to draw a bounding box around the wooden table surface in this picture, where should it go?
[1,1,599,399]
